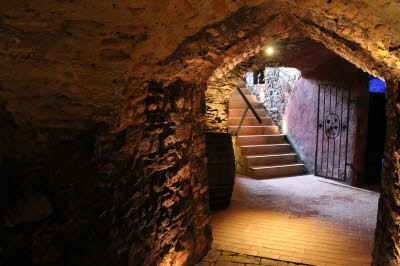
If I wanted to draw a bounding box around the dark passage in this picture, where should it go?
[364,76,386,190]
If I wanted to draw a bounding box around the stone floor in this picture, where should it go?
[203,174,379,266]
[197,249,307,266]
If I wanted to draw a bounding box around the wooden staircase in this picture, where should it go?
[229,87,307,178]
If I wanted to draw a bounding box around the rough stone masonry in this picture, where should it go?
[1,1,400,265]
[246,67,301,130]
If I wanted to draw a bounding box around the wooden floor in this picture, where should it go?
[209,174,379,266]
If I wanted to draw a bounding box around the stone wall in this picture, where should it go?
[0,79,211,266]
[284,78,357,182]
[283,78,320,174]
[0,121,113,265]
[372,80,400,265]
[246,67,301,129]
[123,80,211,265]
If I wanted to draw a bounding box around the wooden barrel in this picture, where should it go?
[206,132,235,210]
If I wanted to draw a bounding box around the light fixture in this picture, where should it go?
[265,46,274,56]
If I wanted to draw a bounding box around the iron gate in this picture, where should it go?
[315,84,352,181]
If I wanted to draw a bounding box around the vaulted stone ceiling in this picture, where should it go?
[132,0,400,81]
[1,0,400,131]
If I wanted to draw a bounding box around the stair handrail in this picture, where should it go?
[235,86,263,136]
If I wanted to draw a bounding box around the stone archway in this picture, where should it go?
[139,2,400,264]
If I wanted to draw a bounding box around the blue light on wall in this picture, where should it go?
[369,75,386,93]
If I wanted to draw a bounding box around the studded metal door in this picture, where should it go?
[315,84,351,181]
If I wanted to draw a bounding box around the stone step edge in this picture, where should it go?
[237,134,285,137]
[245,153,297,158]
[229,117,271,119]
[228,117,273,122]
[229,108,266,111]
[229,126,278,128]
[251,163,305,170]
[239,143,291,148]
[229,97,259,100]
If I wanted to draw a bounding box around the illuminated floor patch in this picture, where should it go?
[206,174,378,266]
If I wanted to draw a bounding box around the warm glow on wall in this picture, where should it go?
[282,116,288,134]
[158,248,189,266]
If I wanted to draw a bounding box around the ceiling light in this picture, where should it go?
[265,46,274,56]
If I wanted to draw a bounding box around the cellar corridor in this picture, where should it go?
[1,1,400,266]
[202,174,378,265]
